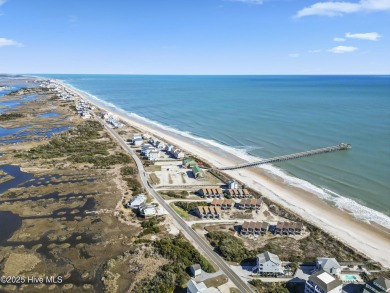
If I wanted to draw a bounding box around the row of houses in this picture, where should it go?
[76,99,94,119]
[198,187,251,198]
[275,221,304,235]
[237,198,263,209]
[195,206,222,219]
[241,221,270,235]
[210,198,235,209]
[198,188,224,197]
[227,188,251,197]
[240,221,304,236]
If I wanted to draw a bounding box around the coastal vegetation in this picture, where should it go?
[16,121,132,168]
[134,234,215,292]
[206,228,367,263]
[206,231,256,262]
[174,201,208,212]
[0,113,24,121]
[250,279,289,293]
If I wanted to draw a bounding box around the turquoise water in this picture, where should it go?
[38,75,390,227]
[342,275,357,281]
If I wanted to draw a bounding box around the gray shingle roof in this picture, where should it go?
[309,270,342,292]
[257,251,281,265]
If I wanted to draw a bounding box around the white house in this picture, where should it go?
[228,180,239,189]
[316,258,341,276]
[186,280,220,293]
[255,251,284,275]
[305,270,343,293]
[126,194,146,209]
[132,134,143,146]
[147,149,160,160]
[139,204,158,217]
[173,149,185,159]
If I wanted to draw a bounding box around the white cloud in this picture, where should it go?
[328,45,358,53]
[288,53,300,58]
[345,32,382,40]
[228,0,264,4]
[295,0,390,18]
[334,37,346,42]
[308,49,323,53]
[0,38,22,47]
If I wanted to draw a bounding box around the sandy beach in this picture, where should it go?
[60,80,390,268]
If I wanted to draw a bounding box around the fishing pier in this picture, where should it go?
[219,143,351,171]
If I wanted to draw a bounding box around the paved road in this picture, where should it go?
[98,117,253,293]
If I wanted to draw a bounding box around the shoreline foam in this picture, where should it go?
[58,79,390,267]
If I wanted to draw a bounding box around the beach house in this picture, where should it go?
[147,149,160,161]
[255,251,284,275]
[139,204,158,217]
[316,258,341,276]
[228,180,239,189]
[183,158,197,168]
[125,194,147,209]
[132,134,143,146]
[363,276,390,293]
[305,270,343,293]
[173,149,185,159]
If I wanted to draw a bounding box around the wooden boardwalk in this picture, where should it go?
[219,143,351,171]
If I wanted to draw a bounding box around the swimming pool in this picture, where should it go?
[342,275,357,281]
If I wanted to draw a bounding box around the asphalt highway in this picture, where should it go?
[98,117,253,293]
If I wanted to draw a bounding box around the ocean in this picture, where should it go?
[37,74,390,228]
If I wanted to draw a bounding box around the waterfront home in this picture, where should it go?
[210,198,234,209]
[238,198,263,209]
[132,134,143,146]
[165,144,174,153]
[305,270,343,293]
[274,221,303,235]
[363,276,390,293]
[254,251,284,275]
[192,165,205,179]
[190,264,202,277]
[125,194,147,209]
[198,187,223,198]
[82,112,91,119]
[155,140,165,149]
[228,180,239,189]
[227,189,251,198]
[147,149,160,161]
[173,149,185,159]
[316,257,341,277]
[186,280,220,293]
[195,206,221,219]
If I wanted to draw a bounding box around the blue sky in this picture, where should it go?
[0,0,389,74]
